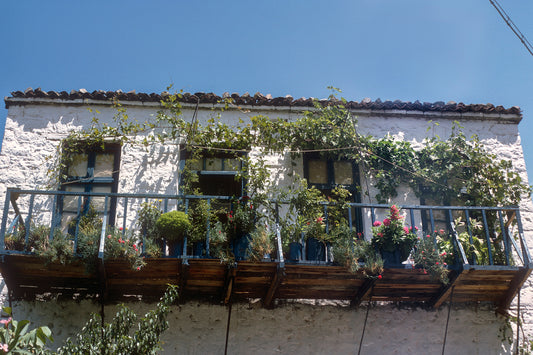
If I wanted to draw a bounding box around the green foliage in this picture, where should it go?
[454,217,508,265]
[365,137,418,203]
[36,230,74,265]
[104,228,145,270]
[225,199,256,240]
[46,100,146,187]
[187,199,213,243]
[4,224,50,253]
[0,307,53,354]
[413,232,450,284]
[57,285,178,355]
[413,123,530,207]
[247,226,274,262]
[156,211,191,243]
[136,201,162,241]
[331,230,383,278]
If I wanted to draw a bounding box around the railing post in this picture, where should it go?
[206,199,211,257]
[276,223,285,268]
[465,210,476,265]
[448,212,468,265]
[0,189,13,252]
[498,210,510,266]
[183,198,189,260]
[49,194,59,241]
[98,196,109,260]
[24,193,35,247]
[481,209,494,265]
[122,197,128,236]
[515,210,531,267]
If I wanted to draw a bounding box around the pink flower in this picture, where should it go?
[383,218,391,226]
[415,226,419,231]
[441,252,447,256]
[119,227,123,231]
[426,234,431,238]
[136,267,140,271]
[439,229,444,234]
[316,217,324,224]
[373,221,382,227]
[444,263,447,266]
[403,226,409,234]
[0,343,7,352]
[107,235,112,239]
[435,262,439,265]
[378,275,382,279]
[378,233,383,238]
[0,318,11,327]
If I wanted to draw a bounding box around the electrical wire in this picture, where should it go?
[489,0,533,57]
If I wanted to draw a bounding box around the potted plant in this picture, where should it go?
[226,198,256,260]
[247,226,274,262]
[412,232,450,284]
[187,199,212,257]
[332,230,384,278]
[371,205,418,266]
[290,184,328,261]
[136,201,162,255]
[156,210,191,257]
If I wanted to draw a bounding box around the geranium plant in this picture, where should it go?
[413,231,450,284]
[371,205,418,263]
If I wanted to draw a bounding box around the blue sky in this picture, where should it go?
[2,1,533,183]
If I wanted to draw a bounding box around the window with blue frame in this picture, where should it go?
[179,149,245,197]
[303,152,363,232]
[60,143,121,229]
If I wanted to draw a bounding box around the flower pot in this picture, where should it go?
[381,249,402,267]
[288,242,302,262]
[192,241,206,257]
[232,234,251,261]
[305,237,325,261]
[167,240,184,258]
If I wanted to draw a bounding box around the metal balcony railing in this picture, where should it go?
[0,188,531,269]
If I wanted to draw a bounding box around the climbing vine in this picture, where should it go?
[48,88,531,208]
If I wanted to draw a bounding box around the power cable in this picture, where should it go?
[489,0,533,57]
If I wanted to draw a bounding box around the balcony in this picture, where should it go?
[0,188,530,311]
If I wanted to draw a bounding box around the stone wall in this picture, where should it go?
[0,99,531,353]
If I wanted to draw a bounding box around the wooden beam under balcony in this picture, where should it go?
[0,255,530,311]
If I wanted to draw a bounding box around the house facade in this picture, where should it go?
[0,88,531,353]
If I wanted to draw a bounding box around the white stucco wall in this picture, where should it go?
[0,98,531,353]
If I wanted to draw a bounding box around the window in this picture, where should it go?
[179,149,245,197]
[303,153,363,231]
[60,143,121,229]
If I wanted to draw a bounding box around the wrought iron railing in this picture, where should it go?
[0,188,530,268]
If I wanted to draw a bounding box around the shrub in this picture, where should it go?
[156,211,191,243]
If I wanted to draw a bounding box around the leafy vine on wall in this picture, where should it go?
[48,88,531,207]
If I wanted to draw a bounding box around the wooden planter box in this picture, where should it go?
[0,255,530,311]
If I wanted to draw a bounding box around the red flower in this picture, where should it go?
[316,217,324,224]
[119,227,123,231]
[378,233,383,238]
[436,262,439,265]
[378,275,382,279]
[373,221,382,227]
[136,267,140,271]
[383,218,391,226]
